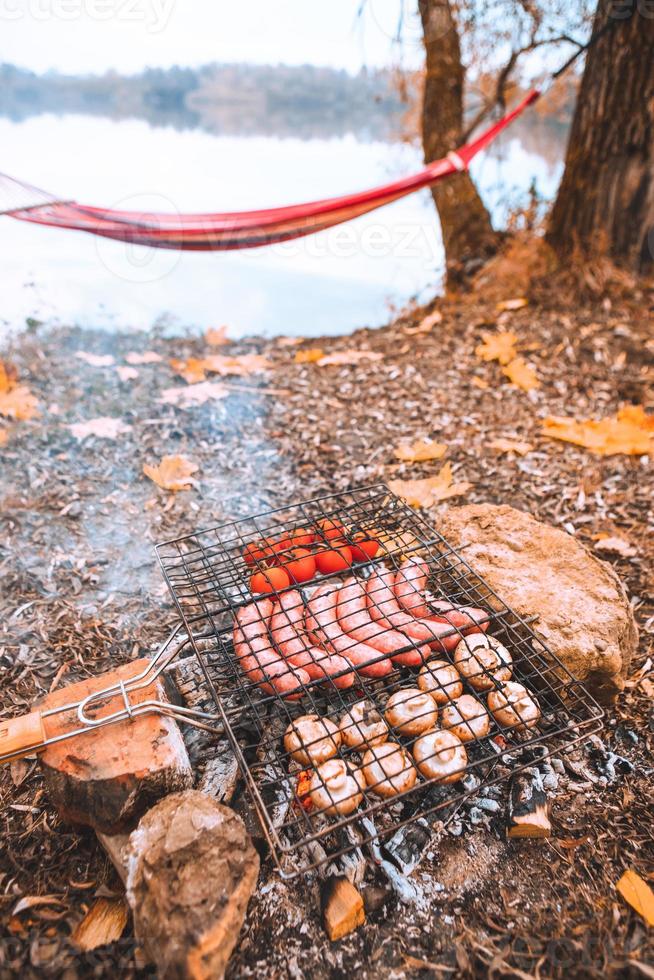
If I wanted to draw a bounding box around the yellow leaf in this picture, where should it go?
[496,297,528,312]
[71,897,128,952]
[0,384,39,421]
[471,376,490,390]
[489,438,534,456]
[202,353,271,376]
[542,405,653,456]
[388,462,471,508]
[393,440,447,463]
[295,348,325,364]
[502,357,539,391]
[205,326,229,346]
[160,381,229,407]
[169,357,210,384]
[143,455,198,491]
[69,417,131,440]
[125,350,162,365]
[75,351,115,367]
[317,349,384,366]
[616,869,654,926]
[404,310,442,335]
[475,331,518,365]
[0,360,19,393]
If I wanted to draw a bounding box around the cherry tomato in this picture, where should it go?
[282,548,316,584]
[270,535,291,556]
[315,545,353,574]
[249,567,290,594]
[288,529,315,549]
[349,534,380,563]
[316,518,345,542]
[243,540,275,566]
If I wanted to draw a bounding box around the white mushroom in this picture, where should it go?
[284,714,341,766]
[417,659,463,705]
[413,729,468,784]
[384,687,438,736]
[453,633,512,691]
[309,759,365,815]
[339,699,388,750]
[361,741,417,798]
[488,682,541,732]
[441,694,490,743]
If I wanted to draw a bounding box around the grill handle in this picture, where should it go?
[0,710,46,762]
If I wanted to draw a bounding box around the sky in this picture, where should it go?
[1,0,426,75]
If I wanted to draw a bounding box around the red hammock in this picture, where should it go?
[1,90,538,251]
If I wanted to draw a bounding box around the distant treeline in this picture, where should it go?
[0,62,409,140]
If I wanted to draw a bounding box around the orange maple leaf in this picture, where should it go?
[542,406,653,456]
[143,455,198,491]
[388,463,471,508]
[489,438,534,456]
[475,331,518,365]
[501,357,539,391]
[616,869,654,927]
[393,440,447,463]
[294,348,324,364]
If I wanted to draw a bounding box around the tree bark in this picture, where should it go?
[547,0,654,272]
[418,0,498,284]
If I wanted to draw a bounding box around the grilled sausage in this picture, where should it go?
[336,577,429,667]
[233,599,309,699]
[270,590,354,689]
[305,584,393,677]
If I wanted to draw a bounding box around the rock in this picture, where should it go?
[126,790,259,979]
[38,659,194,834]
[438,504,637,701]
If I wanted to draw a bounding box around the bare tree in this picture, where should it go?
[547,0,654,272]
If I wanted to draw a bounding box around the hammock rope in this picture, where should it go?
[0,90,539,251]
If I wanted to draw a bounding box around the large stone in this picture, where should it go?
[38,659,194,834]
[125,790,259,980]
[437,504,638,702]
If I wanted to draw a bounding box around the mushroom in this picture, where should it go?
[413,729,467,784]
[417,659,463,704]
[441,694,490,742]
[339,699,388,750]
[284,714,341,766]
[361,741,417,798]
[453,633,512,691]
[309,758,365,816]
[488,682,541,732]
[384,687,438,736]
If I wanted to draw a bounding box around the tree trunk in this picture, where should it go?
[547,0,654,272]
[418,0,498,285]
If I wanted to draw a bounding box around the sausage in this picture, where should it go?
[336,578,429,667]
[305,584,393,678]
[366,568,463,654]
[233,599,310,699]
[270,590,354,690]
[393,558,489,635]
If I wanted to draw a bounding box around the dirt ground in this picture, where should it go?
[0,282,653,978]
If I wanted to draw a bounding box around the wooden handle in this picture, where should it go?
[0,711,46,763]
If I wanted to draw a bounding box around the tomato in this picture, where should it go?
[270,535,291,556]
[282,548,316,584]
[349,534,380,563]
[249,567,290,594]
[316,518,345,542]
[243,540,275,566]
[315,545,353,574]
[288,529,315,549]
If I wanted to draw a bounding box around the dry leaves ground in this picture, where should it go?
[0,285,653,979]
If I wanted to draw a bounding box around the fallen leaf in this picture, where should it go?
[475,331,518,365]
[616,869,654,926]
[12,895,65,915]
[276,336,304,347]
[116,366,139,382]
[69,417,131,440]
[388,463,471,508]
[542,405,653,456]
[0,360,19,392]
[404,310,443,335]
[471,376,490,390]
[393,440,447,463]
[489,438,534,456]
[75,351,115,367]
[143,454,198,491]
[594,536,637,559]
[171,354,271,383]
[316,349,384,366]
[502,357,539,391]
[295,348,324,364]
[125,350,162,365]
[0,384,39,421]
[160,381,229,407]
[496,297,528,312]
[205,325,229,346]
[71,897,128,952]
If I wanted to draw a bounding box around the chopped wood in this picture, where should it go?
[321,875,365,941]
[507,770,552,839]
[71,897,129,952]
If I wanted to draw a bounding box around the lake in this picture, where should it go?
[0,111,565,340]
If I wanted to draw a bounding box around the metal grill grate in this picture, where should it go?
[156,485,604,878]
